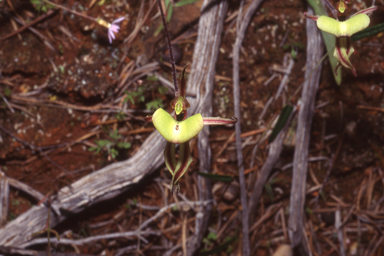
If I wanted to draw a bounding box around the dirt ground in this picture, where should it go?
[1,0,384,255]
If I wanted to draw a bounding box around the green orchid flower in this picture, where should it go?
[146,67,236,193]
[305,5,377,76]
[148,0,236,193]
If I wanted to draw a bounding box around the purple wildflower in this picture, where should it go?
[108,17,125,44]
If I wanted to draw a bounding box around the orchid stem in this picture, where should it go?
[157,0,179,96]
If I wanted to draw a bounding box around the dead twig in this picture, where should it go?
[0,10,56,41]
[248,108,294,224]
[335,209,346,256]
[232,1,265,254]
[0,126,70,175]
[0,171,9,226]
[288,7,323,255]
[182,0,229,255]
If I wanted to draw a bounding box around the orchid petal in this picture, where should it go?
[112,17,125,24]
[334,37,356,76]
[350,6,378,17]
[152,108,203,144]
[164,142,176,175]
[304,12,319,21]
[171,142,193,194]
[179,65,187,98]
[203,116,237,125]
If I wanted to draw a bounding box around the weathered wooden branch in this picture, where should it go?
[232,1,265,254]
[183,0,228,255]
[288,7,323,255]
[0,170,9,227]
[0,132,166,246]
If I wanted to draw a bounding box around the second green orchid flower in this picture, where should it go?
[305,5,377,76]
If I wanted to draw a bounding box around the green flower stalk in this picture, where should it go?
[305,3,377,76]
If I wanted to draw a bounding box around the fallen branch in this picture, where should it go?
[287,7,323,255]
[182,0,228,255]
[232,0,265,255]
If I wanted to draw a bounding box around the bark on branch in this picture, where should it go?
[288,7,323,255]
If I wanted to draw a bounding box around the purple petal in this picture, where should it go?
[110,24,120,33]
[108,33,112,44]
[112,16,125,24]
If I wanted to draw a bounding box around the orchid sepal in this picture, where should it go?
[334,37,355,76]
[350,6,378,17]
[164,142,193,194]
[203,117,238,125]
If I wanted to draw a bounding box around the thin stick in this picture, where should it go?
[0,126,70,175]
[40,0,96,22]
[288,7,323,254]
[157,0,179,95]
[0,10,55,41]
[232,1,265,255]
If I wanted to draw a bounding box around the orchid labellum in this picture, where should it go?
[305,2,377,76]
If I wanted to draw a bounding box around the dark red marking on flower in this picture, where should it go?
[173,143,190,184]
[165,142,175,173]
[175,124,179,131]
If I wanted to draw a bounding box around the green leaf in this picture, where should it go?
[207,232,217,241]
[306,0,342,85]
[117,142,131,149]
[109,130,121,140]
[268,105,294,143]
[175,0,202,7]
[110,148,118,159]
[197,172,232,182]
[165,0,173,22]
[3,87,11,97]
[199,235,238,256]
[158,85,168,95]
[146,98,164,111]
[96,140,112,148]
[351,22,384,42]
[146,74,159,81]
